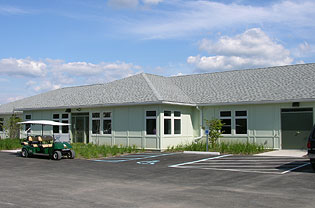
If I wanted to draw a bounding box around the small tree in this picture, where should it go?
[3,114,22,139]
[205,118,224,148]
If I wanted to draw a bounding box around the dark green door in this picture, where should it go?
[281,108,313,149]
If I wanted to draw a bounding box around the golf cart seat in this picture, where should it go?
[41,144,53,148]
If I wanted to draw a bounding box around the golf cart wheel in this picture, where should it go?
[52,151,62,160]
[21,148,28,158]
[69,150,75,159]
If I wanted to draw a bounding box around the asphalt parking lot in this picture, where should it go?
[0,152,314,208]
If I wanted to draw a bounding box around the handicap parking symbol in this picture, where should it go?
[137,160,160,165]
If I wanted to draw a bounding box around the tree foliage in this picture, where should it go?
[3,114,22,139]
[205,118,224,148]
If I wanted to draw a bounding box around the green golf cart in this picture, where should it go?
[18,120,75,160]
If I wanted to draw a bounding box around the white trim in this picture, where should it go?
[198,98,315,107]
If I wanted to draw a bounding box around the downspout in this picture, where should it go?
[194,106,203,143]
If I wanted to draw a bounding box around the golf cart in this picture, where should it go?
[18,120,75,160]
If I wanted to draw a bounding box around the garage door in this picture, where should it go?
[281,108,313,149]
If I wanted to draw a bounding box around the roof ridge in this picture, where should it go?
[172,63,315,78]
[141,73,163,101]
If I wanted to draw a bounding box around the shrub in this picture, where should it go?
[167,141,267,155]
[71,143,144,159]
[0,138,22,150]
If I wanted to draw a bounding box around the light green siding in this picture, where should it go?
[202,102,315,149]
[160,105,198,150]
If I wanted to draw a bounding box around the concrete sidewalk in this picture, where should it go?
[255,150,308,158]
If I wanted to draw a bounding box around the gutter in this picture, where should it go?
[15,101,196,111]
[194,106,203,143]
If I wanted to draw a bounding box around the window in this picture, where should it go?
[92,113,100,134]
[164,111,171,135]
[235,111,247,134]
[146,111,156,135]
[61,114,69,133]
[174,111,181,134]
[220,111,231,134]
[53,114,60,134]
[0,118,3,132]
[103,112,112,134]
[25,114,31,133]
[163,111,181,135]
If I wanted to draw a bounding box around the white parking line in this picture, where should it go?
[281,162,310,174]
[168,154,232,168]
[169,155,310,175]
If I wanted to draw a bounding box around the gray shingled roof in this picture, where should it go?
[171,63,315,105]
[1,63,315,114]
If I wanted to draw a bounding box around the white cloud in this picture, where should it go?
[107,0,139,8]
[0,58,46,77]
[6,96,25,103]
[5,58,142,93]
[188,28,293,72]
[293,41,313,57]
[124,0,315,39]
[142,0,163,5]
[0,6,28,15]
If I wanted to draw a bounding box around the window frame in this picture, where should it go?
[174,111,182,135]
[102,111,112,135]
[235,110,248,135]
[145,110,157,136]
[25,114,32,134]
[52,113,60,134]
[61,113,70,134]
[91,112,101,135]
[219,110,232,135]
[163,111,172,135]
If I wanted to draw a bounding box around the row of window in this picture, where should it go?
[23,110,246,136]
[220,110,247,134]
[23,110,182,136]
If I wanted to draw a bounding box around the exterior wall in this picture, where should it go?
[202,102,315,149]
[21,104,200,150]
[88,105,161,150]
[22,105,162,149]
[160,105,199,150]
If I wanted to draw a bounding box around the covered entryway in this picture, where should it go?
[281,108,313,149]
[71,113,89,143]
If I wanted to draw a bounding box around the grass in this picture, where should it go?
[71,143,145,159]
[0,138,21,150]
[167,141,268,155]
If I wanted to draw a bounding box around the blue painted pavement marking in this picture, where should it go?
[137,160,160,165]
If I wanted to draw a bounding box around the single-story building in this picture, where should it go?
[1,63,315,150]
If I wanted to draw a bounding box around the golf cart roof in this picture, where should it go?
[17,120,70,126]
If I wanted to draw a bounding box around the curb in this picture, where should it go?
[0,149,21,153]
[183,151,220,155]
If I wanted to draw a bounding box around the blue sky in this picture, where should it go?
[0,0,315,104]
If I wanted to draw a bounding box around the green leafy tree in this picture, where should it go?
[3,114,22,139]
[205,118,224,148]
